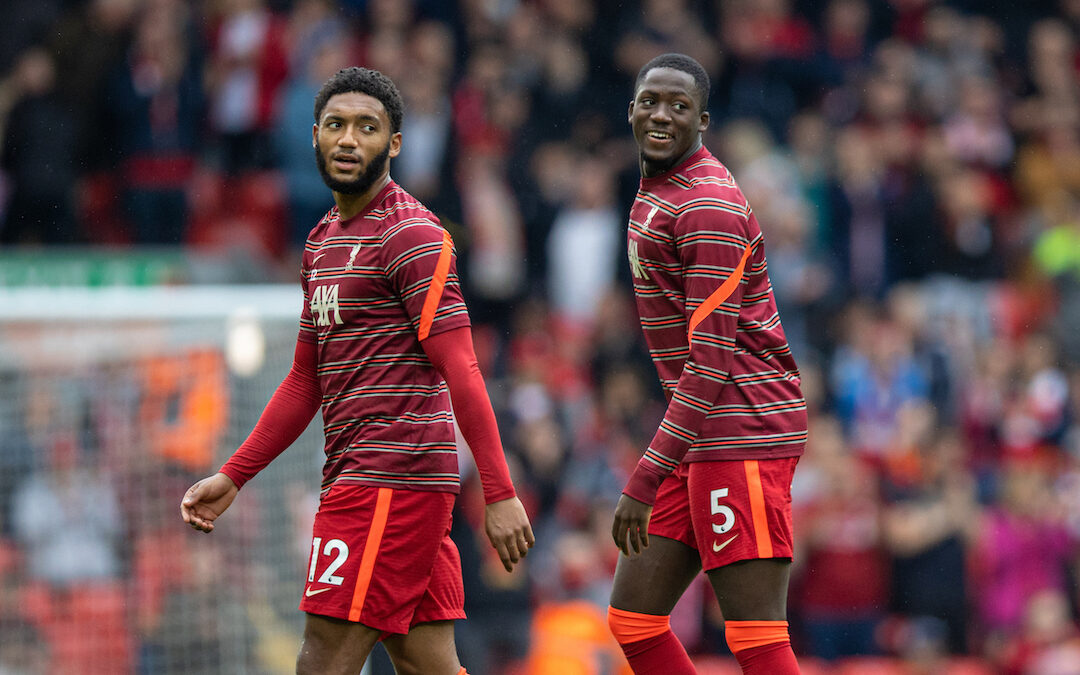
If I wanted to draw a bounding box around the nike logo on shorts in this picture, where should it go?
[305,586,332,597]
[712,534,738,553]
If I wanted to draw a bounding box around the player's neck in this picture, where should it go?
[641,139,703,179]
[334,173,392,220]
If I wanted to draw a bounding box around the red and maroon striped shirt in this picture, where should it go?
[299,180,470,496]
[624,146,807,505]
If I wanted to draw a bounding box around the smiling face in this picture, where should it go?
[313,91,401,200]
[629,67,710,177]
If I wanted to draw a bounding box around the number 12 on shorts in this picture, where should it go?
[711,488,735,534]
[308,537,350,585]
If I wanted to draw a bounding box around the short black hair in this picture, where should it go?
[313,66,404,133]
[635,53,710,111]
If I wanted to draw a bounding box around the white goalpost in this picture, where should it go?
[0,285,323,675]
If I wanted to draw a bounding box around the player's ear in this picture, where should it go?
[698,111,710,134]
[389,132,402,158]
[312,123,318,149]
[627,99,635,123]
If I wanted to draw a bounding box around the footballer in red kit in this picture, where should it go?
[181,67,533,675]
[607,54,806,675]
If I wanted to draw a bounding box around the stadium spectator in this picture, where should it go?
[394,23,455,209]
[12,430,123,586]
[48,0,139,174]
[0,47,80,244]
[204,0,288,174]
[273,22,352,245]
[791,415,888,659]
[880,425,977,654]
[971,456,1076,655]
[103,0,203,244]
[546,156,622,329]
[1001,588,1080,675]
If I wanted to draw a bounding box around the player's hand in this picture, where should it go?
[612,494,652,556]
[484,496,535,572]
[181,473,239,533]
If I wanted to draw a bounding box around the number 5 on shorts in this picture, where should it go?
[711,488,735,534]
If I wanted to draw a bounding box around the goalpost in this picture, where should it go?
[0,285,324,675]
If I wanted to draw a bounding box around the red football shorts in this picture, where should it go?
[298,483,465,635]
[648,457,798,570]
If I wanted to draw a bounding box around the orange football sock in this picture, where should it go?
[608,606,695,674]
[724,620,799,674]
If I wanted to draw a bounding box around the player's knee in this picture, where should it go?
[295,616,377,675]
[295,635,344,675]
[295,641,329,675]
[385,641,461,675]
[389,656,462,675]
[607,606,671,645]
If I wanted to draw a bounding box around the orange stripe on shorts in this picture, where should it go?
[686,240,754,342]
[348,487,394,622]
[417,230,454,341]
[744,460,773,558]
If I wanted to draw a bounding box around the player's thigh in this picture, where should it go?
[609,535,701,614]
[296,612,381,675]
[382,620,461,675]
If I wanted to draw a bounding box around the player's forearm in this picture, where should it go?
[220,339,321,488]
[421,326,516,504]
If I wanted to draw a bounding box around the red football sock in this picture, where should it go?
[608,607,695,674]
[622,631,697,673]
[725,620,799,674]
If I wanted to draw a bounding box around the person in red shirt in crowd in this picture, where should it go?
[608,53,806,675]
[180,66,533,675]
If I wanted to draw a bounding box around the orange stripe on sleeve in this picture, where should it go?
[744,460,773,558]
[348,487,394,622]
[418,230,454,341]
[686,241,754,342]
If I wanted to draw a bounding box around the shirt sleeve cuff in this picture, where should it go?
[217,465,247,490]
[622,460,671,506]
[483,486,518,505]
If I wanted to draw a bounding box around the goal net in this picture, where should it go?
[0,285,324,675]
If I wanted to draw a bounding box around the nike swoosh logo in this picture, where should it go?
[304,586,332,597]
[312,253,326,264]
[712,534,738,553]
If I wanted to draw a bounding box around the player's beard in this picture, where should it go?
[639,145,685,177]
[640,150,677,176]
[315,139,391,195]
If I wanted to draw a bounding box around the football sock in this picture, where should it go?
[724,620,799,674]
[608,606,696,674]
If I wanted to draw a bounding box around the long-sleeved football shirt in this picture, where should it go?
[624,146,807,505]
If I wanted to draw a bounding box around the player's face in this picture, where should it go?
[313,91,402,195]
[629,67,709,177]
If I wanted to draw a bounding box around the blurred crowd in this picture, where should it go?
[2,0,1080,673]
